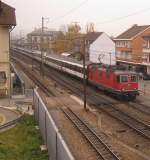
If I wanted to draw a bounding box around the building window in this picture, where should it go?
[40,37,44,43]
[116,51,132,59]
[147,40,150,49]
[33,37,37,42]
[116,41,132,48]
[47,37,50,42]
[0,72,6,83]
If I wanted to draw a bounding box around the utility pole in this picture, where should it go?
[40,17,44,77]
[31,41,34,71]
[109,52,112,66]
[60,34,88,111]
[40,17,49,77]
[82,36,87,111]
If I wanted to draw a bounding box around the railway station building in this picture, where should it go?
[0,1,16,97]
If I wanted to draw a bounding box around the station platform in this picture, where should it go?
[46,52,91,66]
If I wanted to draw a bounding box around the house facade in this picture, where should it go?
[142,35,150,74]
[89,32,116,65]
[27,28,62,52]
[0,1,16,96]
[114,24,150,74]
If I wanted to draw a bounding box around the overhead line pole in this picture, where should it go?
[62,35,88,111]
[40,17,44,77]
[82,36,87,111]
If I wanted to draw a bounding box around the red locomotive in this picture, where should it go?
[87,63,139,100]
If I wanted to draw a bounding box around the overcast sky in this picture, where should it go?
[3,0,150,37]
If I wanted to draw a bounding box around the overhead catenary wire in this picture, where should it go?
[49,0,89,23]
[96,7,150,25]
[49,2,150,26]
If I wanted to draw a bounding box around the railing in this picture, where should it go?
[0,116,22,130]
[33,89,74,160]
[116,55,132,60]
[143,48,150,53]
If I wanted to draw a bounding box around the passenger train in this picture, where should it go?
[12,47,139,100]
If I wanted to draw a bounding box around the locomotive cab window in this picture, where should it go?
[117,76,120,82]
[120,75,128,83]
[0,72,7,83]
[131,75,137,82]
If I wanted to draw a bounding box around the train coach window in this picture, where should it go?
[120,75,128,83]
[0,72,6,83]
[131,75,137,82]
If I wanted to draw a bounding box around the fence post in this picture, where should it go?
[45,111,47,146]
[144,83,146,95]
[22,82,25,95]
[37,98,40,125]
[56,132,58,160]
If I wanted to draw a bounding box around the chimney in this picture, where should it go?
[132,24,138,28]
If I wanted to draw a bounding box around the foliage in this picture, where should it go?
[0,115,48,160]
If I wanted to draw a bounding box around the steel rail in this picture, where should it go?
[98,104,150,139]
[11,51,121,160]
[0,116,23,130]
[11,57,55,97]
[128,102,150,116]
[61,107,120,160]
[41,66,150,139]
[12,49,150,140]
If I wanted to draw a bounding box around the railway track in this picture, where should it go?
[12,57,55,97]
[12,50,150,140]
[11,52,122,159]
[98,104,150,139]
[62,107,121,160]
[128,102,150,116]
[0,116,23,130]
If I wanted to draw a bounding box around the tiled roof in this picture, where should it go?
[0,1,16,26]
[116,25,150,39]
[28,29,61,37]
[85,32,103,42]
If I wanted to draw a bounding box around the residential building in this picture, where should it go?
[114,24,150,74]
[0,1,16,96]
[49,39,73,54]
[27,28,62,52]
[142,34,150,74]
[89,32,116,65]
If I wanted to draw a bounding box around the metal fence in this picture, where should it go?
[25,89,34,98]
[33,89,75,160]
[139,80,150,95]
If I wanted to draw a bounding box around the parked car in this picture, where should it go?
[143,74,150,80]
[138,72,150,80]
